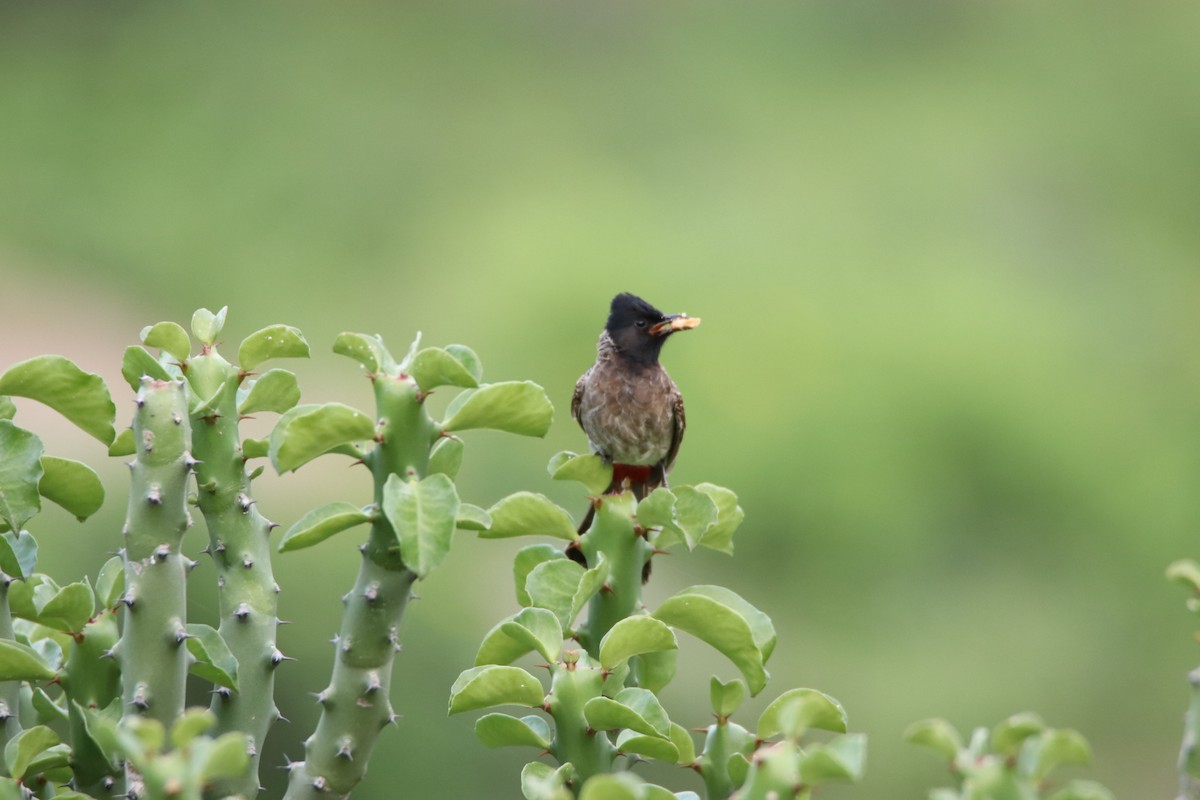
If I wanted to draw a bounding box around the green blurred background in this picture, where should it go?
[2,2,1198,797]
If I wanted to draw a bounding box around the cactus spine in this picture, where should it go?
[119,378,193,728]
[188,348,282,798]
[284,372,435,800]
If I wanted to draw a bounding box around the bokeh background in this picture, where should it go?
[2,2,1198,797]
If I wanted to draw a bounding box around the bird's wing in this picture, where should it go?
[571,371,588,429]
[663,385,686,474]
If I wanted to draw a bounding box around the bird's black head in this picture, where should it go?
[604,292,700,365]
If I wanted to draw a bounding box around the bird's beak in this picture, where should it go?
[648,314,701,336]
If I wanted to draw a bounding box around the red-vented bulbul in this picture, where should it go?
[571,292,700,539]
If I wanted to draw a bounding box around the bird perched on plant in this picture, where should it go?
[571,292,700,535]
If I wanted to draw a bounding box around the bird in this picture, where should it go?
[570,292,700,539]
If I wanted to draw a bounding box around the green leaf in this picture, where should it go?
[476,607,564,665]
[693,483,744,554]
[578,773,642,800]
[0,397,14,421]
[238,369,301,415]
[727,752,751,788]
[140,321,191,362]
[903,718,963,761]
[445,344,483,382]
[429,436,464,479]
[521,762,574,800]
[30,687,66,725]
[0,532,37,581]
[269,402,375,473]
[548,452,613,496]
[525,556,609,631]
[758,689,847,738]
[0,356,116,445]
[238,324,309,371]
[669,723,696,766]
[456,503,492,531]
[382,473,459,578]
[5,726,59,780]
[442,381,554,437]
[410,347,480,392]
[483,492,576,541]
[799,733,867,784]
[711,677,747,718]
[34,582,94,633]
[634,648,677,694]
[37,456,104,522]
[514,544,566,607]
[1047,780,1116,800]
[191,307,227,346]
[585,688,671,738]
[653,586,775,695]
[637,487,716,551]
[990,711,1045,756]
[1024,728,1091,780]
[186,624,239,691]
[200,732,252,782]
[108,428,135,457]
[171,709,216,748]
[278,502,372,553]
[614,729,680,763]
[474,713,552,749]
[333,332,389,373]
[448,665,546,715]
[242,437,269,459]
[0,422,43,534]
[121,345,173,392]
[599,616,677,670]
[95,556,125,608]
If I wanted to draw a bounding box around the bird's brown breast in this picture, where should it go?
[575,357,680,466]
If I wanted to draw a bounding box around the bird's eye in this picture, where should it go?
[635,320,647,328]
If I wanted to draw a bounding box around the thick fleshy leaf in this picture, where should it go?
[442,381,554,437]
[0,356,116,445]
[514,544,566,606]
[711,677,747,718]
[429,436,464,479]
[108,428,135,457]
[191,307,227,346]
[238,369,301,415]
[693,483,744,554]
[578,774,642,800]
[456,503,491,531]
[140,321,191,362]
[333,332,389,373]
[758,689,847,738]
[0,422,43,533]
[0,397,14,421]
[5,726,60,780]
[474,713,552,749]
[410,347,479,392]
[445,344,483,382]
[669,723,697,766]
[383,473,459,578]
[34,582,94,634]
[270,402,375,473]
[186,624,239,691]
[599,616,677,670]
[799,733,867,784]
[171,709,216,749]
[991,711,1045,756]
[634,649,676,695]
[37,456,103,522]
[585,688,671,738]
[483,492,576,541]
[476,607,564,665]
[653,586,774,695]
[200,732,252,781]
[121,346,173,392]
[521,761,574,800]
[241,437,268,459]
[548,452,613,496]
[904,718,963,761]
[0,639,54,681]
[278,502,372,553]
[525,555,609,631]
[95,556,124,609]
[1023,728,1092,780]
[31,688,67,725]
[238,325,309,371]
[1047,780,1116,800]
[448,665,546,714]
[614,730,679,763]
[0,532,37,580]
